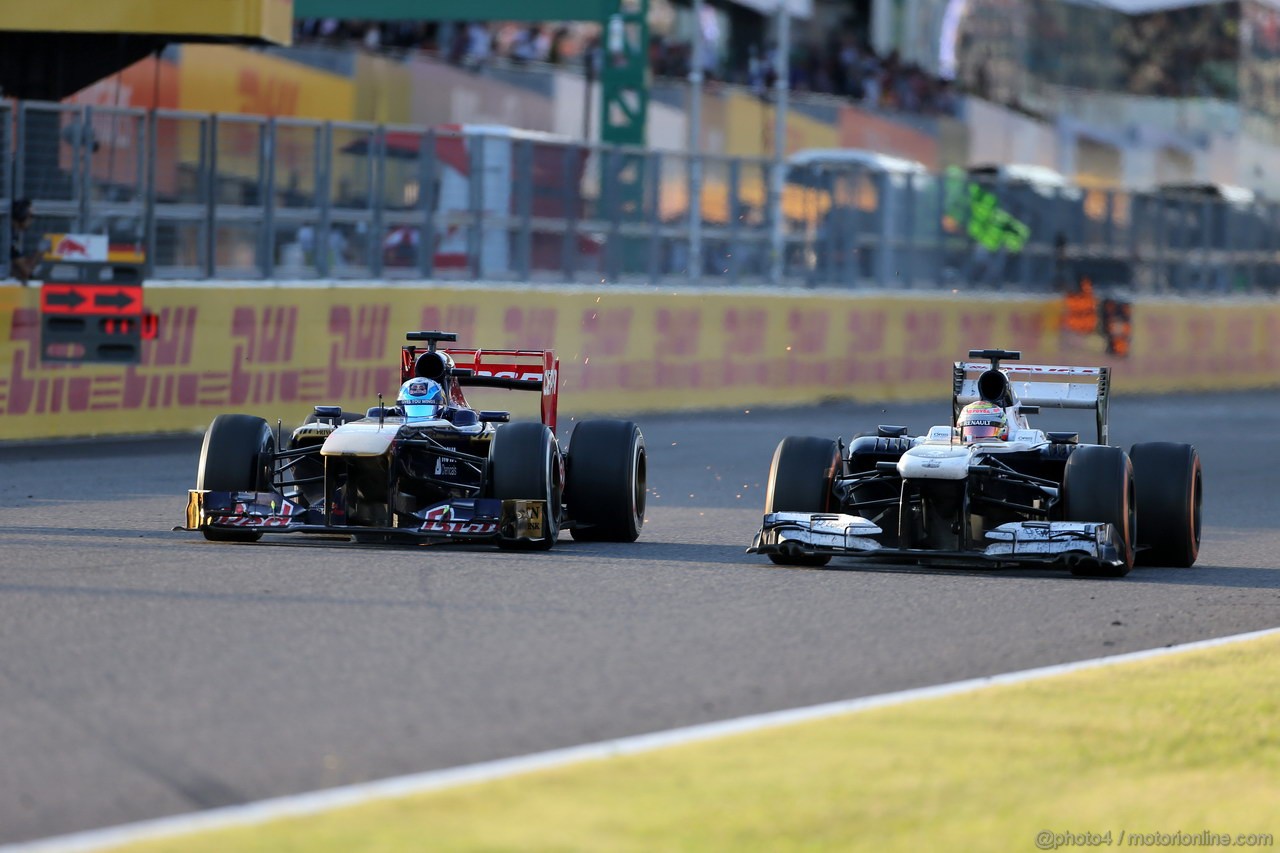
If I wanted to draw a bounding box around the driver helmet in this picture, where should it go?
[958,401,1009,444]
[397,378,445,419]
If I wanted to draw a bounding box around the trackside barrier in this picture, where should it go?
[2,283,1279,441]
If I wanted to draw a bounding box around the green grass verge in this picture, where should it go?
[116,635,1280,853]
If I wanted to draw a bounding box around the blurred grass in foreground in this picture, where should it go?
[117,634,1280,853]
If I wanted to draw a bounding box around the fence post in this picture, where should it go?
[204,114,218,279]
[13,104,25,202]
[903,172,917,288]
[605,147,622,282]
[1,103,10,280]
[561,144,578,282]
[144,109,157,278]
[467,133,483,280]
[418,128,436,280]
[261,117,277,279]
[646,150,663,284]
[370,124,386,279]
[514,138,533,281]
[317,122,332,278]
[78,105,93,232]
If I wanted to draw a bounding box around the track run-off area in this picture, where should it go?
[1,391,1279,846]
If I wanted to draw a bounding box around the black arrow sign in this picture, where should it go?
[94,290,136,310]
[45,289,86,309]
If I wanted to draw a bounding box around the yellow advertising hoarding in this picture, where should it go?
[723,91,839,160]
[355,53,413,125]
[178,45,354,120]
[5,284,1278,442]
[3,0,293,44]
[175,45,357,192]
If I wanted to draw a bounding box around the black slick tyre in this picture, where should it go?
[566,419,646,542]
[1062,444,1135,577]
[196,414,276,543]
[491,421,562,550]
[763,436,841,567]
[1129,442,1201,567]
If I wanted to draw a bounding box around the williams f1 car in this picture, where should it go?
[749,349,1202,577]
[183,330,646,549]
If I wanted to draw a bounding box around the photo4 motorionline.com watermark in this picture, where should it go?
[1036,830,1275,849]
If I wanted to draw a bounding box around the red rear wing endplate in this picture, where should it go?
[445,348,559,432]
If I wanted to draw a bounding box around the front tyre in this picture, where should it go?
[491,422,563,550]
[1062,445,1135,577]
[565,419,646,542]
[763,436,841,567]
[1129,442,1202,567]
[196,414,276,543]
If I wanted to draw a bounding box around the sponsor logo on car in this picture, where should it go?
[420,520,497,535]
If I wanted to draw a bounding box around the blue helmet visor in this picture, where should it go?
[402,401,444,419]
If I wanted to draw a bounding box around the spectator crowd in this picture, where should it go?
[294,17,959,117]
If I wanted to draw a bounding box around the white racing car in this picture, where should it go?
[748,349,1202,577]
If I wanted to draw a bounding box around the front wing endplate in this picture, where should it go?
[183,490,550,545]
[749,512,1126,569]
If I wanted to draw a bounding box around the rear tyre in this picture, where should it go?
[566,419,646,542]
[1062,445,1135,577]
[1129,442,1202,567]
[763,436,841,567]
[196,414,276,543]
[491,422,562,550]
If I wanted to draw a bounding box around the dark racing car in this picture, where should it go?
[182,330,646,549]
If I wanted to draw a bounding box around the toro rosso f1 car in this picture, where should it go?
[749,349,1202,577]
[182,331,646,549]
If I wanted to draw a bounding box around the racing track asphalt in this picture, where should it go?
[1,391,1279,845]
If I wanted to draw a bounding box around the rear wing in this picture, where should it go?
[444,348,560,432]
[952,361,1111,445]
[400,331,559,430]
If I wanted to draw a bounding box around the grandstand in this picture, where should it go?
[4,0,1280,291]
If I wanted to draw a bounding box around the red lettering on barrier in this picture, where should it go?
[959,312,996,350]
[4,341,37,414]
[9,308,41,371]
[143,306,198,367]
[654,308,700,357]
[654,360,704,388]
[845,309,886,354]
[326,359,400,401]
[582,308,633,358]
[717,358,771,386]
[1224,316,1253,350]
[723,308,766,356]
[1006,310,1045,355]
[67,377,92,412]
[238,68,300,117]
[330,304,390,361]
[1264,314,1280,371]
[903,310,943,355]
[1145,313,1175,355]
[504,306,557,350]
[420,305,476,345]
[233,305,298,364]
[1186,314,1215,353]
[787,309,829,356]
[326,305,395,399]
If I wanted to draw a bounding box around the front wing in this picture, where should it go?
[183,490,551,544]
[749,512,1128,570]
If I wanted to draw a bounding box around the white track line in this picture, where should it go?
[7,626,1279,853]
